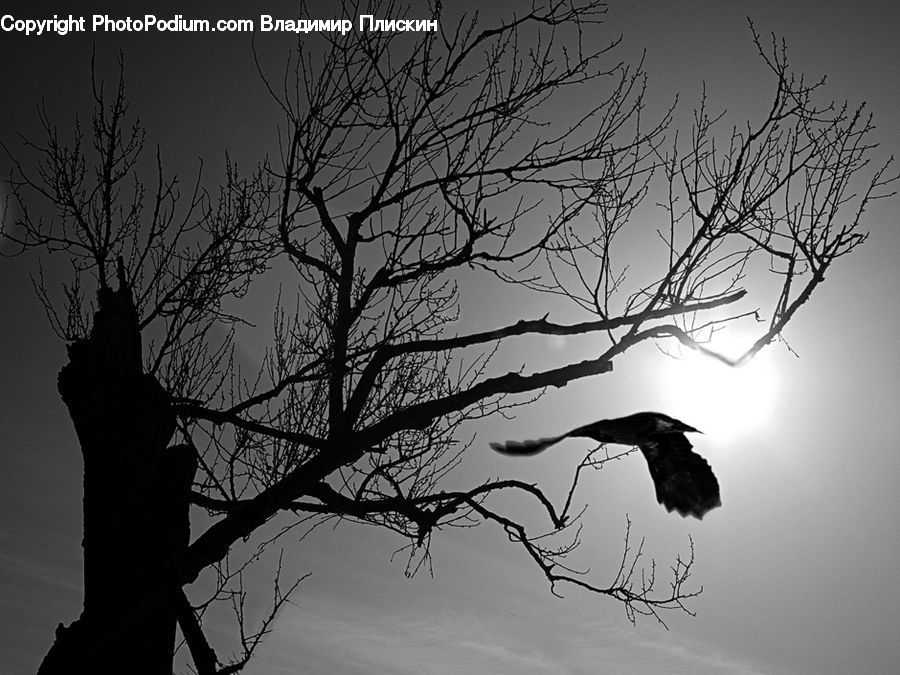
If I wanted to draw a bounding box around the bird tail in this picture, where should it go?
[489,435,566,456]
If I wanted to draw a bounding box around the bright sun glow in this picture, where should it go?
[656,332,780,441]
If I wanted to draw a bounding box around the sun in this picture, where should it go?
[655,331,780,441]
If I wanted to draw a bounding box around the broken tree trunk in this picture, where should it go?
[38,270,196,675]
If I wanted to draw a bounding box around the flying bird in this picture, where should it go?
[490,412,721,519]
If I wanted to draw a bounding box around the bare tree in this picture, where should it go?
[3,3,893,673]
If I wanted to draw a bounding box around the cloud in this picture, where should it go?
[246,579,772,675]
[0,548,81,594]
[257,594,559,675]
[238,519,777,675]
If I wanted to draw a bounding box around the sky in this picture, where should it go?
[2,1,900,673]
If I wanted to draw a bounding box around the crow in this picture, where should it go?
[490,412,721,519]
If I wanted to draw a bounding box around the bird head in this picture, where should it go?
[655,413,702,434]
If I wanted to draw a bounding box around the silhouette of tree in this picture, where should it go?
[3,3,893,673]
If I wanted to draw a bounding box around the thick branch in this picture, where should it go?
[357,356,612,447]
[173,402,326,450]
[347,290,746,425]
[177,592,218,675]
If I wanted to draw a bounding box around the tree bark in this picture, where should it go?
[38,275,195,675]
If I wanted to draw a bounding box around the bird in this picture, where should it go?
[490,412,721,519]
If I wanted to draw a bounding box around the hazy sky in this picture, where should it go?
[2,1,900,673]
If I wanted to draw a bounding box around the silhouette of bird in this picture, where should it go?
[490,412,721,519]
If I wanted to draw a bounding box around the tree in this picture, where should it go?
[3,2,893,672]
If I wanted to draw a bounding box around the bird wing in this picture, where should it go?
[489,435,567,456]
[638,433,721,519]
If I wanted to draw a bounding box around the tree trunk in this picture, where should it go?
[38,274,195,675]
